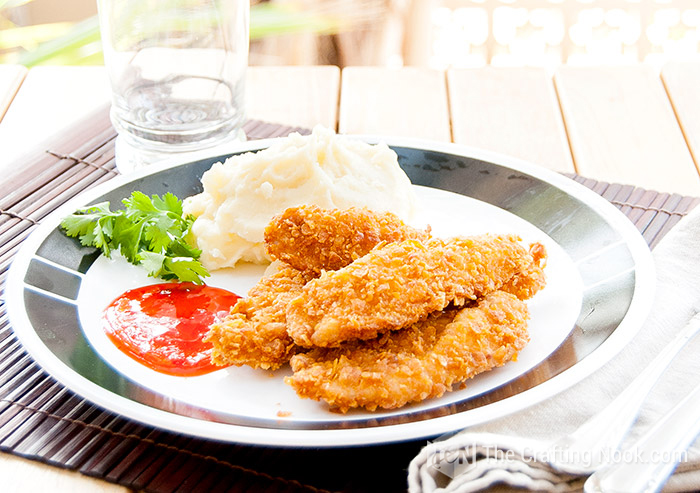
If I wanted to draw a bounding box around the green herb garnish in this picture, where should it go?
[60,191,209,284]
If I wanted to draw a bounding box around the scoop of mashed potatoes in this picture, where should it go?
[183,126,419,270]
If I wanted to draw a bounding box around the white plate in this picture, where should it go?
[4,137,655,447]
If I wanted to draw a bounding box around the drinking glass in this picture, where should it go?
[97,0,249,171]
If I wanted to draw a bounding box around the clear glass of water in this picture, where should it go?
[97,0,249,172]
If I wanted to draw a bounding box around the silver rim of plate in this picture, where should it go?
[4,136,656,447]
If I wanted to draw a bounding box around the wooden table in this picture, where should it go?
[2,63,700,195]
[0,62,699,491]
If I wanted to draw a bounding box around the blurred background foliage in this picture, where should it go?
[0,0,379,67]
[10,0,696,70]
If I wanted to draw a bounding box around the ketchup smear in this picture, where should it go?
[103,283,240,376]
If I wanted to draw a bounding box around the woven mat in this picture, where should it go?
[0,108,698,493]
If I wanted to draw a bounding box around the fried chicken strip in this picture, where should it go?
[205,263,314,370]
[206,206,431,370]
[501,242,547,300]
[286,234,535,348]
[264,205,430,274]
[286,290,530,412]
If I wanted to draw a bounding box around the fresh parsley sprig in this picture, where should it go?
[60,191,209,284]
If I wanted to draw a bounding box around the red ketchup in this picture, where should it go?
[103,283,239,376]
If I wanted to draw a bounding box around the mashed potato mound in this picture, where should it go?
[183,126,419,270]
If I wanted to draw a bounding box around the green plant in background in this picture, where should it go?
[0,0,345,67]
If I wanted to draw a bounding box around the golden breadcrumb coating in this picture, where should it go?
[264,205,430,274]
[205,263,314,370]
[286,290,530,412]
[501,242,547,300]
[285,234,534,348]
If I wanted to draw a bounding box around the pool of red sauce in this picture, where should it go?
[102,283,239,376]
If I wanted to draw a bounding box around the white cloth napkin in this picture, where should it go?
[408,205,700,492]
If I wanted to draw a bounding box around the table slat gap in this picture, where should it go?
[0,65,27,123]
[554,65,700,196]
[448,67,574,173]
[660,62,700,179]
[552,71,580,176]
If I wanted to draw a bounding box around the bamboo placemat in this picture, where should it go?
[0,109,698,493]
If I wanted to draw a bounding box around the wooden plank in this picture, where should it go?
[245,65,340,131]
[0,66,111,175]
[554,65,700,196]
[447,67,574,173]
[338,66,451,141]
[0,65,27,122]
[661,61,700,175]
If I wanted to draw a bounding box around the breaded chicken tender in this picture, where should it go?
[264,205,430,274]
[285,234,534,348]
[205,263,314,370]
[501,242,547,300]
[286,290,530,412]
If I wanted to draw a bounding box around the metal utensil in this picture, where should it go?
[584,381,700,493]
[546,311,700,476]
